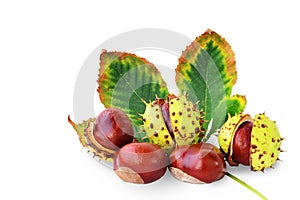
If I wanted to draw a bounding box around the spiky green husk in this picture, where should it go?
[142,94,204,153]
[68,116,115,162]
[218,113,283,171]
[250,113,282,171]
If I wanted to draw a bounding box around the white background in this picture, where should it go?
[0,1,299,199]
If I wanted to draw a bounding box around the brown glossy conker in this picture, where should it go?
[113,142,168,184]
[232,121,253,165]
[169,142,226,184]
[94,108,134,151]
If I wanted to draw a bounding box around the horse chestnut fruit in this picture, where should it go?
[113,142,167,184]
[94,108,134,150]
[169,142,226,184]
[218,113,283,171]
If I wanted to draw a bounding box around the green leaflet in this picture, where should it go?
[226,94,247,118]
[175,29,246,140]
[97,50,169,139]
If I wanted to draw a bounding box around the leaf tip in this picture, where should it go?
[100,48,107,55]
[205,28,214,34]
[68,115,76,130]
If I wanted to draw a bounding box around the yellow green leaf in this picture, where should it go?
[176,29,246,139]
[97,50,169,139]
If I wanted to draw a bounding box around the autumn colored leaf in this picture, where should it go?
[176,29,246,139]
[97,50,169,139]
